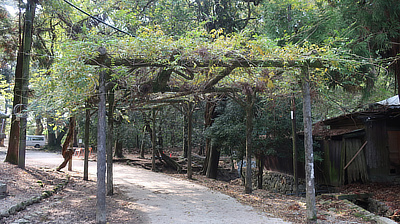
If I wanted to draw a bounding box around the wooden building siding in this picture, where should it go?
[322,140,342,186]
[343,138,368,184]
[320,137,368,186]
[388,131,400,174]
[364,120,390,181]
[264,107,400,187]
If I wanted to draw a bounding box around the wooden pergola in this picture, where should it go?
[87,47,329,220]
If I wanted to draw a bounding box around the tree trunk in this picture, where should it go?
[106,84,115,196]
[151,109,157,172]
[46,118,57,147]
[139,133,146,159]
[159,149,182,172]
[256,154,264,190]
[18,0,36,169]
[203,97,217,175]
[187,102,193,179]
[206,145,220,179]
[84,103,90,181]
[73,123,78,147]
[183,110,188,158]
[114,137,123,158]
[244,92,254,194]
[68,131,73,171]
[302,68,317,221]
[35,116,43,135]
[6,0,36,165]
[56,117,75,171]
[203,138,211,175]
[291,94,299,196]
[96,69,107,224]
[157,124,163,151]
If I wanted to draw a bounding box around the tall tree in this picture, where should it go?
[334,0,400,97]
[6,0,36,166]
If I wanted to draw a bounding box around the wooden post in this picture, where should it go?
[183,107,188,158]
[96,69,107,224]
[106,80,115,196]
[291,94,298,196]
[187,102,193,179]
[245,92,255,194]
[302,66,317,221]
[151,108,156,171]
[84,102,90,181]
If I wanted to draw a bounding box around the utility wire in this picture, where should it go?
[62,0,136,37]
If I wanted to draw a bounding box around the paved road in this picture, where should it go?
[1,149,290,224]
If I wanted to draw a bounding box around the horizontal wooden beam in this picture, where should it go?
[86,56,327,69]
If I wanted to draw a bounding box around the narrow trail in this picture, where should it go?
[4,149,290,223]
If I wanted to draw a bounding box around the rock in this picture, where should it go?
[11,218,30,224]
[0,182,6,195]
[0,210,10,217]
[23,215,32,220]
[8,205,18,215]
[32,196,41,203]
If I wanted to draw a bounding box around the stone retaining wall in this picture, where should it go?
[249,170,306,195]
[368,198,395,218]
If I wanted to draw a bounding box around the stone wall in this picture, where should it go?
[367,198,395,218]
[254,170,306,195]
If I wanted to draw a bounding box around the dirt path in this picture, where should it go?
[2,150,289,223]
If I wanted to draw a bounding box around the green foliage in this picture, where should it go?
[204,96,304,159]
[204,99,246,156]
[253,96,303,157]
[0,4,18,63]
[336,0,400,57]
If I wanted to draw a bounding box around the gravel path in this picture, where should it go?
[2,149,290,223]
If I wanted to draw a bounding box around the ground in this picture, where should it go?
[0,147,399,223]
[0,161,142,224]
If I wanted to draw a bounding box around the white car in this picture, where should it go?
[26,135,46,148]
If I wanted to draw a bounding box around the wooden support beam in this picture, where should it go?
[343,141,368,170]
[86,56,327,69]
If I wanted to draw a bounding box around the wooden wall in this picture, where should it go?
[365,120,390,181]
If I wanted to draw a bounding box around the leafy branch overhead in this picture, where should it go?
[52,28,359,104]
[30,10,365,116]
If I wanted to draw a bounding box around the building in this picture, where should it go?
[314,96,400,186]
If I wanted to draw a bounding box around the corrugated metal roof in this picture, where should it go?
[376,95,400,106]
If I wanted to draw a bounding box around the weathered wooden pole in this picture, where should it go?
[183,107,188,158]
[106,82,115,196]
[187,101,193,179]
[84,102,90,181]
[291,94,298,196]
[96,68,107,224]
[244,92,255,194]
[151,108,157,171]
[302,66,317,221]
